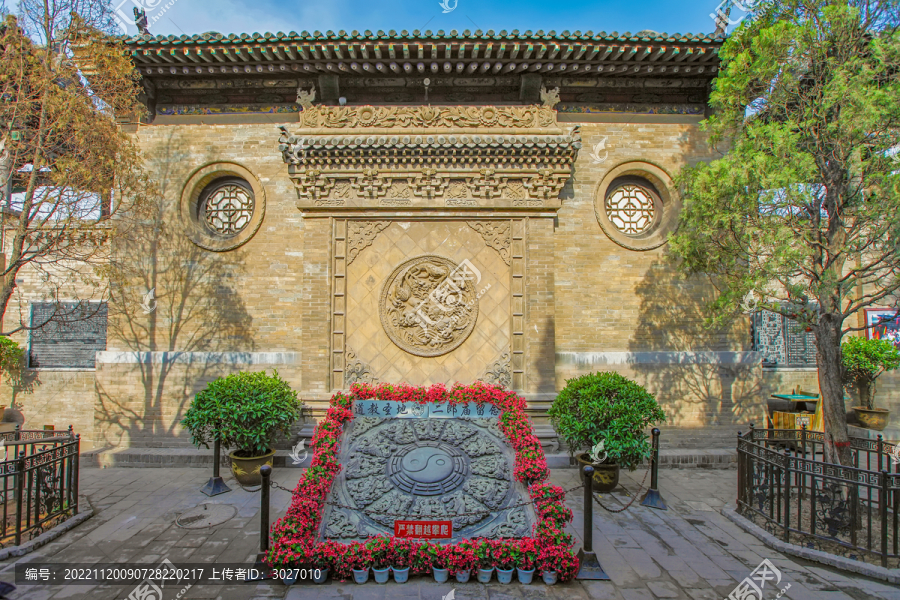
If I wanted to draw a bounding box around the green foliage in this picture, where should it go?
[181,370,302,457]
[842,336,900,382]
[0,337,23,381]
[549,372,666,471]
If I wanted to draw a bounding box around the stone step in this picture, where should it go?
[82,446,736,469]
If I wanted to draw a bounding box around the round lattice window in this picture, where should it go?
[605,182,660,235]
[593,163,680,251]
[180,162,266,252]
[200,178,255,235]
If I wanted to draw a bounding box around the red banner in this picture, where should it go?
[394,520,452,539]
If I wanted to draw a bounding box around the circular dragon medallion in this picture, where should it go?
[379,255,480,357]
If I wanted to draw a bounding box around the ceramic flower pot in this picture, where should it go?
[228,449,275,486]
[576,453,619,492]
[542,570,558,585]
[853,406,890,431]
[373,567,390,583]
[477,567,494,583]
[392,567,409,583]
[455,570,471,583]
[496,568,514,584]
[313,568,328,584]
[352,568,369,584]
[433,567,449,583]
[517,567,535,584]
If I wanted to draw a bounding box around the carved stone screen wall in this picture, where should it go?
[336,220,515,389]
[321,402,536,544]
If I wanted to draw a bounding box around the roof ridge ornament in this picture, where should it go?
[296,84,316,110]
[539,86,560,109]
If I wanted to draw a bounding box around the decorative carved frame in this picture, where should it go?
[180,161,267,251]
[330,218,526,392]
[593,161,680,251]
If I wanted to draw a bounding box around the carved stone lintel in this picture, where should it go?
[468,222,511,266]
[345,346,379,386]
[347,221,389,265]
[298,104,556,129]
[479,351,512,388]
[352,169,391,199]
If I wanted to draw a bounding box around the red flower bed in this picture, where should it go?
[266,382,578,580]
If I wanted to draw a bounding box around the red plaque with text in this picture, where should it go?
[394,520,453,539]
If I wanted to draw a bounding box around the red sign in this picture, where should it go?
[394,520,453,539]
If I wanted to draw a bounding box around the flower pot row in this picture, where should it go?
[344,566,558,585]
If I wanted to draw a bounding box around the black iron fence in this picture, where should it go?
[737,425,900,568]
[0,427,80,547]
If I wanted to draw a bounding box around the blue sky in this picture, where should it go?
[112,0,748,38]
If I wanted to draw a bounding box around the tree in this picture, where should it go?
[671,0,900,465]
[0,5,148,335]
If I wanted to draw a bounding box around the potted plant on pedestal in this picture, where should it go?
[182,370,302,486]
[549,371,666,492]
[842,336,900,431]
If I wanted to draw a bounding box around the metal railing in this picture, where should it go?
[737,425,899,568]
[0,426,80,547]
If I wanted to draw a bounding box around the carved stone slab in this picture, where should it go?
[320,416,536,543]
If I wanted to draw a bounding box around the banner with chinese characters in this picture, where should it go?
[394,520,453,539]
[352,400,501,419]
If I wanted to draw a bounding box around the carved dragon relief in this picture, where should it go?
[298,104,557,129]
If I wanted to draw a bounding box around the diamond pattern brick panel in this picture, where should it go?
[346,221,510,386]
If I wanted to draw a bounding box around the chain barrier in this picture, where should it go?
[591,466,651,513]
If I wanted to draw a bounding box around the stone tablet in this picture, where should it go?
[320,415,535,543]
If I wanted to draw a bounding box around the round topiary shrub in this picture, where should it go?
[182,369,302,458]
[549,371,666,471]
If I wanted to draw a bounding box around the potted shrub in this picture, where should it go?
[510,538,538,584]
[182,370,302,486]
[310,541,338,584]
[537,544,578,585]
[366,536,392,584]
[549,371,666,492]
[842,336,900,431]
[425,543,451,583]
[448,541,475,583]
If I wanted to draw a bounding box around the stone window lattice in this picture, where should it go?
[752,309,818,367]
[29,302,108,368]
[200,178,255,236]
[605,182,657,235]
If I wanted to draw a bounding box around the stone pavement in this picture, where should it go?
[1,467,898,600]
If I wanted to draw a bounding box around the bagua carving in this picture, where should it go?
[412,419,445,441]
[325,510,359,539]
[297,104,557,129]
[382,421,418,445]
[410,496,446,518]
[347,477,393,507]
[344,452,387,479]
[470,454,510,479]
[346,223,389,265]
[464,476,509,510]
[351,416,382,436]
[468,222,511,266]
[440,421,478,445]
[366,490,414,527]
[461,435,500,457]
[442,491,491,529]
[356,434,398,459]
[379,255,481,357]
[483,507,529,538]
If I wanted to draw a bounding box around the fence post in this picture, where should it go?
[259,464,271,556]
[14,451,25,547]
[737,431,743,507]
[783,449,791,544]
[576,466,609,580]
[641,428,667,510]
[881,469,889,569]
[201,437,231,497]
[73,435,80,515]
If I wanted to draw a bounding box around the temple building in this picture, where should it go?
[5,28,895,455]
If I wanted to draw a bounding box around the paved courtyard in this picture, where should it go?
[0,466,897,600]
